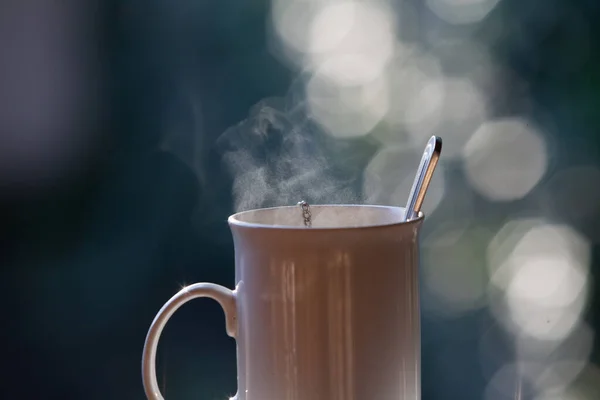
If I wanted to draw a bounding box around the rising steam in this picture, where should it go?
[217,92,376,212]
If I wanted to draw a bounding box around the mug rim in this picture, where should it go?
[227,204,424,231]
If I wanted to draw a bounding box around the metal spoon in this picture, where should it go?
[403,136,443,221]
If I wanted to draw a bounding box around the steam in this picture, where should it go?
[217,91,376,212]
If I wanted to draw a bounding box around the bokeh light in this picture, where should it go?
[270,0,324,64]
[516,323,594,392]
[306,73,389,138]
[487,219,591,341]
[306,1,396,86]
[425,0,502,25]
[405,77,488,158]
[463,117,548,201]
[272,0,400,138]
[384,48,443,129]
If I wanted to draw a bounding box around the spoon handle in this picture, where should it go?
[403,136,443,221]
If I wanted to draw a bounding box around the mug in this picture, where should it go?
[142,204,423,400]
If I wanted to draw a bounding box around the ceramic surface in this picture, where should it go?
[142,205,423,400]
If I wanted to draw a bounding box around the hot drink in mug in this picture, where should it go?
[141,137,442,400]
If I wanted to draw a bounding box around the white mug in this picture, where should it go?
[142,204,423,400]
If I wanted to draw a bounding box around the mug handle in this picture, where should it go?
[142,283,238,400]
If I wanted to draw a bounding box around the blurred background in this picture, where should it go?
[1,0,599,399]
